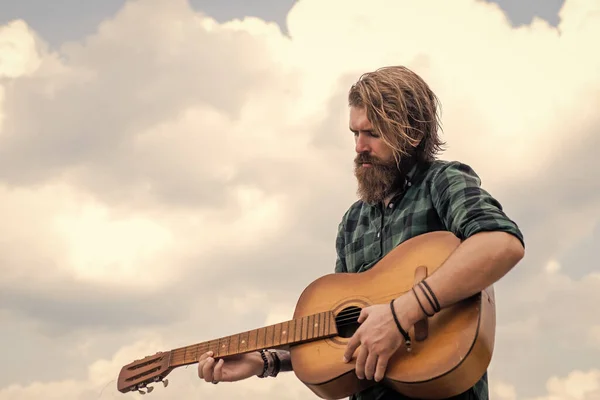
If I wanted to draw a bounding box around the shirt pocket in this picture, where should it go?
[343,237,369,273]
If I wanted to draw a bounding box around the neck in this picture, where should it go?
[167,310,337,367]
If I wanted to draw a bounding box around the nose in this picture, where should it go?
[355,133,370,154]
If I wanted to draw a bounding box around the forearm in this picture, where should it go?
[402,231,524,326]
[427,231,523,306]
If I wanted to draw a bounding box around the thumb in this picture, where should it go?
[357,308,369,323]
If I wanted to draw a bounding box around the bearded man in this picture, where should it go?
[197,66,525,400]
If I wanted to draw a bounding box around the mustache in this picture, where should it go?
[355,153,384,166]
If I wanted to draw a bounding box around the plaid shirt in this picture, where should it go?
[334,160,524,400]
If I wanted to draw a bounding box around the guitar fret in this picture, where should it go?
[274,323,281,346]
[272,324,276,346]
[257,327,264,349]
[306,316,310,340]
[319,312,324,337]
[295,318,301,342]
[290,319,296,343]
[266,325,273,348]
[282,321,289,345]
[239,332,245,352]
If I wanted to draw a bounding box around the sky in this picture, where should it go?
[0,0,598,399]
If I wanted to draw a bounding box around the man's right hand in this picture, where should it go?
[197,351,264,384]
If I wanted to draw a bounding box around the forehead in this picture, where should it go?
[349,106,372,131]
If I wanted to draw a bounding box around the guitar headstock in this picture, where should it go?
[117,351,173,394]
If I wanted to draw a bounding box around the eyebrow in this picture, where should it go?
[350,127,373,134]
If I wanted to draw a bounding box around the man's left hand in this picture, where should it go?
[342,295,419,382]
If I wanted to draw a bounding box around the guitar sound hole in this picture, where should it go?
[335,306,362,338]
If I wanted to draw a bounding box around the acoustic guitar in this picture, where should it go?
[117,231,495,399]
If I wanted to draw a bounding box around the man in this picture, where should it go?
[197,66,525,400]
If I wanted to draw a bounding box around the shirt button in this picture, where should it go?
[388,203,394,208]
[377,232,380,238]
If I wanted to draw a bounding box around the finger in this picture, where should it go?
[364,351,378,380]
[374,354,389,382]
[213,359,224,382]
[354,345,368,380]
[357,308,369,324]
[197,351,213,379]
[202,357,215,383]
[343,332,361,362]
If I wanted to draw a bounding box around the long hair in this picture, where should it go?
[348,66,446,166]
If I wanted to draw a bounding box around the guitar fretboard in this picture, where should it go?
[169,310,337,367]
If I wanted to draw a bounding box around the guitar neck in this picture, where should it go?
[169,310,337,368]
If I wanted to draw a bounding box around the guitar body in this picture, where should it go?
[289,231,496,400]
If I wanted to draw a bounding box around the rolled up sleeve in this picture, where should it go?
[431,161,525,248]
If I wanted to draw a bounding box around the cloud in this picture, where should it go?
[0,0,599,398]
[491,369,600,400]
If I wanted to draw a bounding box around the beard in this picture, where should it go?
[354,152,411,205]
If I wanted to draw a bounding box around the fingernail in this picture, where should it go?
[342,356,348,362]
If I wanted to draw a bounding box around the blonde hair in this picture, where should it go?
[348,66,445,165]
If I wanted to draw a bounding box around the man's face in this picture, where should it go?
[349,106,401,204]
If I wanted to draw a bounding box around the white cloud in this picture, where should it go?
[530,369,600,400]
[491,370,600,400]
[545,259,561,274]
[0,0,598,398]
[0,20,42,79]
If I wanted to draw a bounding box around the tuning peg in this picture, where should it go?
[137,388,146,395]
[146,386,154,393]
[162,379,169,387]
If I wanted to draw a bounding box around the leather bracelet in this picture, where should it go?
[420,280,441,312]
[412,286,434,317]
[389,299,412,351]
[271,351,281,377]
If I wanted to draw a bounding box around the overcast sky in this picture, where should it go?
[0,0,566,47]
[0,0,598,400]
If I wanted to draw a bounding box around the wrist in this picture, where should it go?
[252,351,266,376]
[255,349,280,378]
[395,292,424,329]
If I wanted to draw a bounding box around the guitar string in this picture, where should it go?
[168,292,431,361]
